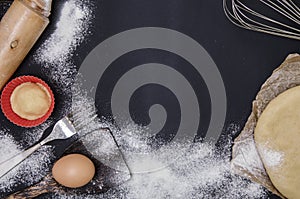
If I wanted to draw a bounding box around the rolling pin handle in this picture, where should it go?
[0,0,52,90]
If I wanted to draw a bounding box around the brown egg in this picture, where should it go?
[52,154,95,188]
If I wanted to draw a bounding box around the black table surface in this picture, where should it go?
[1,0,299,198]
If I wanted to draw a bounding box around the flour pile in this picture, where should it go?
[53,127,267,199]
[108,127,266,199]
[53,88,268,199]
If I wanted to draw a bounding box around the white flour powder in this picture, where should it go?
[0,132,20,163]
[19,120,52,147]
[53,87,268,199]
[34,0,93,88]
[0,84,268,198]
[259,146,284,168]
[0,0,271,198]
[0,130,54,193]
[0,1,94,195]
[231,138,265,175]
[95,124,266,199]
[53,126,267,199]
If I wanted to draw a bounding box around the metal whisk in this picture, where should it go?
[223,0,300,40]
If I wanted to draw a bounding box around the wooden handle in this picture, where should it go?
[0,0,49,90]
[7,174,59,199]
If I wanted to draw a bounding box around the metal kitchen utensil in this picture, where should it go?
[223,0,300,40]
[8,128,131,199]
[0,116,78,179]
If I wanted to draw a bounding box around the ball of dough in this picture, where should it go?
[10,82,51,120]
[254,85,300,199]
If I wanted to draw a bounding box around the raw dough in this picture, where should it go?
[255,85,300,199]
[10,82,51,120]
[231,54,300,198]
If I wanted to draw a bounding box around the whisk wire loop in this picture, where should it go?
[223,0,300,40]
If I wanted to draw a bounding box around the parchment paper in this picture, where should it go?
[231,53,300,199]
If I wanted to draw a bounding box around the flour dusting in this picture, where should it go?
[52,87,268,199]
[0,0,270,197]
[259,146,284,168]
[0,132,20,164]
[34,0,94,88]
[0,130,54,194]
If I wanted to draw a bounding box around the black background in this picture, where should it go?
[1,0,300,198]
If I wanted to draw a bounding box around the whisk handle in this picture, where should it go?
[0,143,42,179]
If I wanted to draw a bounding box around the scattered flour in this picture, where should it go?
[0,0,269,198]
[231,138,265,176]
[0,130,54,195]
[0,84,268,198]
[0,132,21,164]
[52,88,268,199]
[71,80,108,134]
[96,124,267,199]
[259,146,284,168]
[35,0,93,65]
[34,0,94,88]
[53,128,267,199]
[19,120,52,147]
[0,1,94,196]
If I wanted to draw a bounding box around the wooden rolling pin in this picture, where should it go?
[0,0,52,90]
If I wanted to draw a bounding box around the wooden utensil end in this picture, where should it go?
[0,0,52,90]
